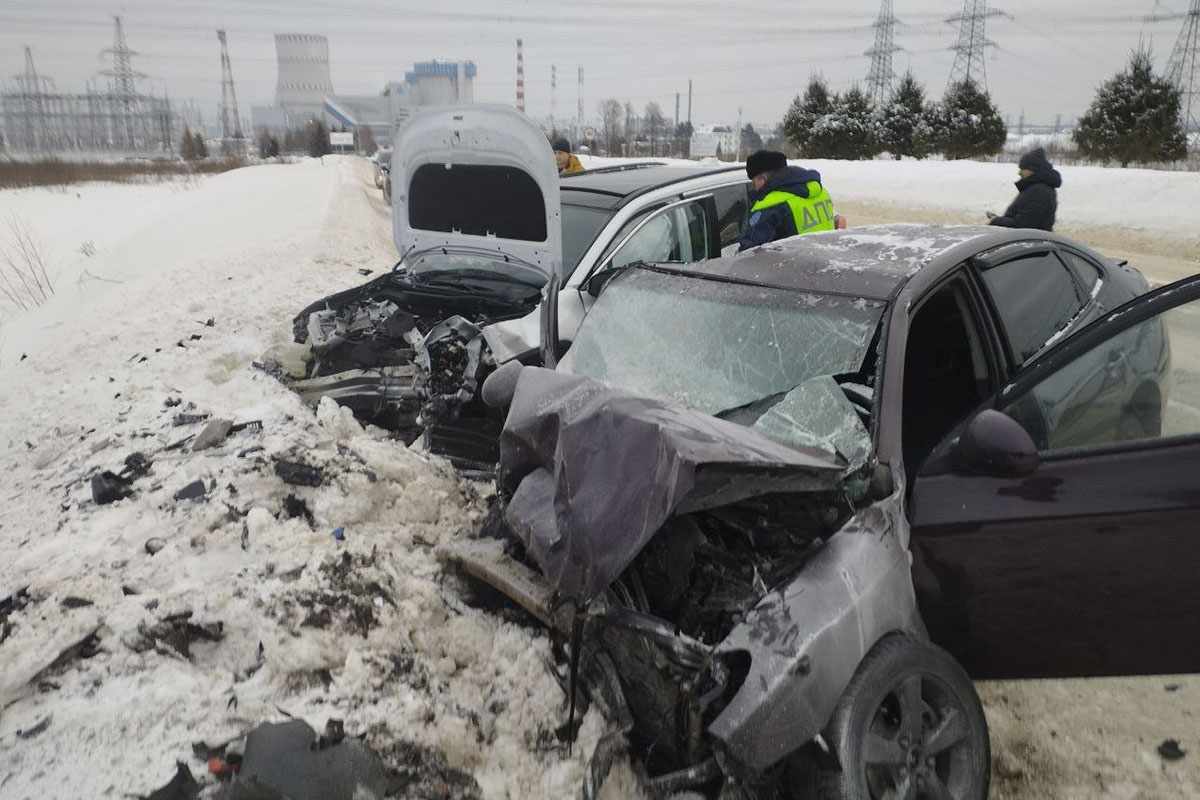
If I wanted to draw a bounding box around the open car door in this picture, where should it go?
[393,104,561,279]
[909,275,1200,679]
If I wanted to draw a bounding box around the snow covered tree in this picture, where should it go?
[741,123,764,155]
[1074,50,1187,167]
[179,126,198,161]
[782,75,834,157]
[936,79,1006,160]
[306,120,330,157]
[880,71,936,159]
[812,86,880,160]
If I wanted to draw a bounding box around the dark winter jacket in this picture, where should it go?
[738,166,832,251]
[989,150,1062,231]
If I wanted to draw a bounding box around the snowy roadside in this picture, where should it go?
[0,157,604,799]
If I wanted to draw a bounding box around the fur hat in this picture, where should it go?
[552,137,571,153]
[746,149,787,179]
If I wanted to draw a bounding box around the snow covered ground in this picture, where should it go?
[0,155,1196,799]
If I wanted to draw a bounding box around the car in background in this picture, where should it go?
[283,105,753,469]
[447,226,1195,800]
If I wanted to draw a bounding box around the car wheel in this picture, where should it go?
[790,634,989,800]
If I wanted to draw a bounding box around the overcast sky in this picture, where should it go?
[0,0,1191,129]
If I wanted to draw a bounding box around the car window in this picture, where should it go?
[1000,298,1198,455]
[610,200,710,268]
[1060,250,1103,296]
[979,251,1084,365]
[560,204,614,280]
[710,183,750,248]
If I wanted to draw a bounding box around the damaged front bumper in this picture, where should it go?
[442,489,922,799]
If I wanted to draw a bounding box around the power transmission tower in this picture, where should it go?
[865,0,901,106]
[217,30,243,139]
[13,47,54,152]
[1161,0,1200,138]
[946,0,1005,93]
[100,16,148,149]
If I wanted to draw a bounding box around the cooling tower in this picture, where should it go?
[274,33,334,118]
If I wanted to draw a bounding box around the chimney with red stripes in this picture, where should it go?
[516,38,525,113]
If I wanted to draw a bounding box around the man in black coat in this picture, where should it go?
[987,147,1062,231]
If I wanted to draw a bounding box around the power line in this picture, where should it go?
[864,0,900,105]
[946,0,1008,93]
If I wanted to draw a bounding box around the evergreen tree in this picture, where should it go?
[179,125,197,160]
[810,86,879,160]
[1074,50,1187,167]
[674,120,693,158]
[740,123,764,154]
[306,120,331,157]
[782,75,834,156]
[937,79,1006,159]
[881,71,936,159]
[192,131,208,159]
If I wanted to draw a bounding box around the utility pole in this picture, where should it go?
[217,30,243,139]
[1017,109,1025,138]
[945,0,1006,94]
[687,79,692,125]
[736,106,743,160]
[675,93,680,129]
[865,0,901,106]
[550,64,557,132]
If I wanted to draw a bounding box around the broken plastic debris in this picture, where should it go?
[192,418,234,451]
[1159,739,1187,761]
[274,459,323,487]
[173,480,207,502]
[92,471,134,505]
[332,526,345,541]
[145,538,167,555]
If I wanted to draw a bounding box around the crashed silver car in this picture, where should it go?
[445,226,1194,799]
[280,105,754,470]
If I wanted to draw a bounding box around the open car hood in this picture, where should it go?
[497,367,847,600]
[393,105,562,279]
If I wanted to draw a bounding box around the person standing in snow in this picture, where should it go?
[987,147,1062,231]
[738,150,836,251]
[553,137,584,176]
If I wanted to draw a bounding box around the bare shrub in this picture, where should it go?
[0,214,55,312]
[0,157,248,190]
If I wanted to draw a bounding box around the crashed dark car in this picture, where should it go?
[281,105,755,470]
[445,226,1200,799]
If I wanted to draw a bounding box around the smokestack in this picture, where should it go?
[516,38,525,113]
[577,65,584,124]
[551,63,556,128]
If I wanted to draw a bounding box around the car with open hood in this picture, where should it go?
[445,226,1200,799]
[278,105,754,471]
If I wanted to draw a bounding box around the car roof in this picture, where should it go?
[662,225,1064,300]
[561,164,745,210]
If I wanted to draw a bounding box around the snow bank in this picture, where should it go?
[0,157,602,799]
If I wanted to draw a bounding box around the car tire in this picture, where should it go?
[789,634,989,800]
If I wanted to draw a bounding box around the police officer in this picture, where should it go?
[738,150,835,251]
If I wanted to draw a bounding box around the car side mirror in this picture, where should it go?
[584,265,621,297]
[953,409,1040,478]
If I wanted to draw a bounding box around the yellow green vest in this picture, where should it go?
[751,181,836,235]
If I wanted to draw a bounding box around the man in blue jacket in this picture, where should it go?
[987,147,1062,231]
[738,150,836,251]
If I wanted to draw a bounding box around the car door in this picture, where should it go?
[908,275,1200,680]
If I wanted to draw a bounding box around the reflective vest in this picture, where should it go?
[750,182,836,235]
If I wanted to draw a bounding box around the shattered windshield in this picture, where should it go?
[560,268,884,420]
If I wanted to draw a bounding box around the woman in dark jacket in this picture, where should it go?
[988,147,1062,231]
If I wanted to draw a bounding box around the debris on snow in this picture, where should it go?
[1158,739,1187,761]
[173,480,207,502]
[191,418,234,451]
[273,458,323,487]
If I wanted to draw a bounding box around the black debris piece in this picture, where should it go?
[1166,684,1181,693]
[124,452,153,478]
[1159,739,1187,761]
[200,318,215,327]
[316,719,346,749]
[17,715,52,740]
[174,480,207,502]
[145,538,167,555]
[281,495,315,527]
[238,446,265,458]
[138,356,149,364]
[357,268,373,276]
[1,587,31,644]
[60,596,94,609]
[143,762,200,800]
[20,352,27,361]
[92,471,135,505]
[123,585,139,596]
[40,627,103,677]
[189,334,203,341]
[217,720,388,800]
[231,420,263,433]
[176,340,187,349]
[165,397,183,408]
[274,459,323,487]
[173,413,209,427]
[192,419,234,451]
[165,435,195,451]
[131,612,224,659]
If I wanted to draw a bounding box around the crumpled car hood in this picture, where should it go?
[498,367,847,600]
